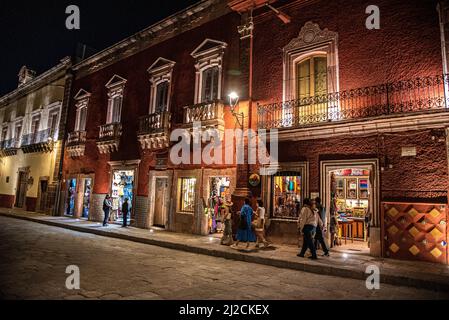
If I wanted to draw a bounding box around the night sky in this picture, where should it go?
[0,0,198,96]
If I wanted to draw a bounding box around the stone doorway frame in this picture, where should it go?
[320,158,381,257]
[148,170,173,230]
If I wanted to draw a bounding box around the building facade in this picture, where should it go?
[55,0,449,264]
[0,58,72,214]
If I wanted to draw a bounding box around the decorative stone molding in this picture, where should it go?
[283,21,339,101]
[238,16,254,40]
[191,39,227,104]
[106,75,127,98]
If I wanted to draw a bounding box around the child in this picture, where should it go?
[330,212,339,248]
[254,200,270,248]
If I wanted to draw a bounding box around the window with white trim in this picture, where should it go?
[281,22,339,125]
[147,58,175,114]
[283,22,339,103]
[105,75,127,124]
[48,109,60,139]
[1,125,8,142]
[191,39,227,104]
[14,120,23,146]
[74,89,90,132]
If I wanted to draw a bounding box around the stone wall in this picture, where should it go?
[89,193,107,222]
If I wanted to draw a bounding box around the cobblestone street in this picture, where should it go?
[0,216,447,300]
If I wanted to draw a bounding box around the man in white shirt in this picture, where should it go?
[297,198,322,260]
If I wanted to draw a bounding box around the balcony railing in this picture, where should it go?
[1,138,20,150]
[138,111,171,135]
[67,131,87,146]
[184,100,224,124]
[258,74,449,129]
[98,122,122,141]
[21,129,53,146]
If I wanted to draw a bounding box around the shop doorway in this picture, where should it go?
[15,171,28,208]
[153,178,168,227]
[65,179,77,216]
[207,177,232,234]
[81,178,92,219]
[272,173,303,220]
[321,160,379,255]
[111,170,134,225]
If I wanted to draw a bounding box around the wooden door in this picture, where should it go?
[15,171,28,208]
[153,178,168,227]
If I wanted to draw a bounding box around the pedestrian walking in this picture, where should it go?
[122,198,130,228]
[313,198,330,256]
[254,200,270,248]
[297,198,322,260]
[103,195,113,227]
[220,200,234,246]
[231,198,256,250]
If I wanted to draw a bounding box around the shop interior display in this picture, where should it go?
[208,177,231,234]
[273,175,302,219]
[111,170,134,222]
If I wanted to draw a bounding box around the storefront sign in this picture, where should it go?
[249,173,261,187]
[401,147,417,157]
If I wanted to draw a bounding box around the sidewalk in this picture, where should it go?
[1,208,449,292]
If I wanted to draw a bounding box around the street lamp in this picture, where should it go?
[228,92,244,128]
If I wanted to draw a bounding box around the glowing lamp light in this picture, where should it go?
[342,253,349,259]
[228,92,239,111]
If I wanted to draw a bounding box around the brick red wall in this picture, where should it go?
[0,194,14,208]
[277,129,448,202]
[253,0,442,105]
[64,12,241,196]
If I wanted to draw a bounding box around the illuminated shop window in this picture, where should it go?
[272,173,302,219]
[179,178,196,213]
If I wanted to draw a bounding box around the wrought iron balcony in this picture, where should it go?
[138,111,171,151]
[258,74,449,130]
[66,131,87,157]
[0,138,20,157]
[182,100,225,135]
[21,129,54,154]
[97,122,122,154]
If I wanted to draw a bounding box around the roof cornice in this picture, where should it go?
[0,57,72,107]
[73,0,232,78]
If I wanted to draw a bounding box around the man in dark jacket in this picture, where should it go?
[122,198,130,228]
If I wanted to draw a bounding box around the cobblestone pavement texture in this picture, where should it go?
[0,217,448,300]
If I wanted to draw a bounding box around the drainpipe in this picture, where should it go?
[53,67,74,216]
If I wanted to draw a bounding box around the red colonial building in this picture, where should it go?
[61,0,449,264]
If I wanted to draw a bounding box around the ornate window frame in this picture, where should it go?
[191,39,227,104]
[283,22,339,102]
[105,75,127,124]
[147,57,176,114]
[74,89,91,132]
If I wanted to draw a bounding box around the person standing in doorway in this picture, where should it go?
[231,198,256,250]
[122,198,130,228]
[103,195,113,227]
[297,198,321,260]
[313,198,330,257]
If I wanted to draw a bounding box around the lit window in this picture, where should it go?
[179,178,196,213]
[296,56,328,99]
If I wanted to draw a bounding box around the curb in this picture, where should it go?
[1,212,448,292]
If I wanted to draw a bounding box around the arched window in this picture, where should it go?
[296,55,328,100]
